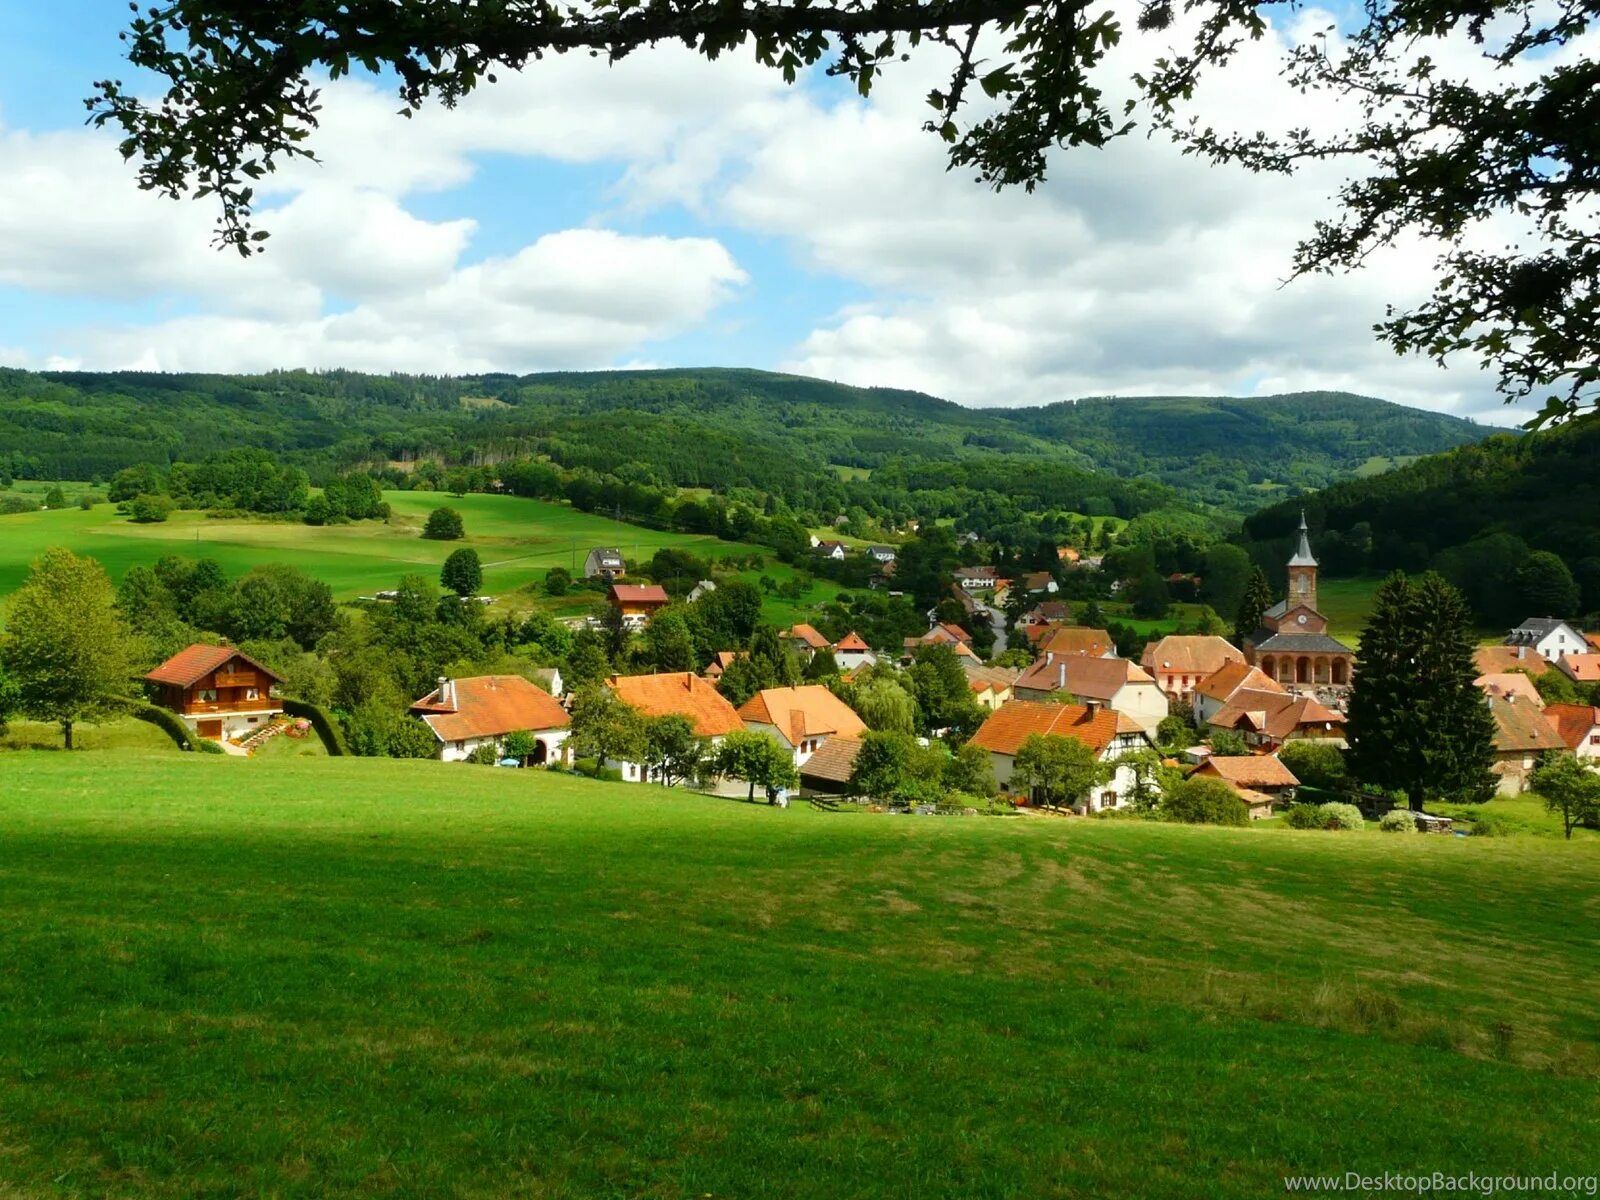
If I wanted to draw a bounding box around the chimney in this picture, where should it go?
[1085,698,1101,717]
[437,676,452,707]
[1058,662,1066,691]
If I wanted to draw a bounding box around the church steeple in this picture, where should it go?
[1286,511,1318,611]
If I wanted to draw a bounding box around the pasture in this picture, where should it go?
[0,752,1594,1198]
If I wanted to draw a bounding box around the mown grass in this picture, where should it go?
[0,753,1595,1198]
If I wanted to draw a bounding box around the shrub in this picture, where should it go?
[1378,809,1418,833]
[1318,802,1366,831]
[194,737,226,754]
[422,506,464,540]
[127,493,176,523]
[467,743,500,765]
[282,697,348,756]
[132,702,195,751]
[1470,812,1514,837]
[1284,803,1325,830]
[1278,740,1348,791]
[1163,777,1250,826]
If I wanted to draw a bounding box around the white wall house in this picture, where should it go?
[969,701,1154,813]
[411,675,571,764]
[737,685,869,768]
[1506,618,1587,662]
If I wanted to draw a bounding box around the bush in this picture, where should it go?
[193,737,226,754]
[467,743,500,765]
[1278,740,1348,791]
[1163,777,1250,826]
[282,697,348,756]
[1284,802,1325,830]
[422,506,464,540]
[132,702,195,751]
[1379,809,1418,833]
[1318,801,1366,831]
[127,493,176,523]
[1469,812,1514,837]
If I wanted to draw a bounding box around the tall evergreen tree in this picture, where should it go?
[1347,572,1496,811]
[1233,567,1274,643]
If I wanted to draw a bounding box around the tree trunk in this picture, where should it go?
[62,719,73,750]
[1408,785,1425,814]
[748,779,755,802]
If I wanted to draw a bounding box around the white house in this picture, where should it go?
[832,631,877,671]
[866,545,897,563]
[1140,635,1247,705]
[1506,617,1587,662]
[1191,661,1285,725]
[969,700,1153,812]
[816,540,848,560]
[738,685,868,767]
[411,675,571,764]
[1543,703,1600,762]
[604,672,745,783]
[687,579,717,603]
[1011,652,1170,734]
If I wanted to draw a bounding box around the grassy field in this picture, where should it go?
[0,752,1595,1198]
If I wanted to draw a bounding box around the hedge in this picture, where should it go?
[282,697,348,756]
[132,702,196,751]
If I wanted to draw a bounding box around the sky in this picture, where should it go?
[0,0,1532,420]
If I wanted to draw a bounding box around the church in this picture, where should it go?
[1243,514,1355,695]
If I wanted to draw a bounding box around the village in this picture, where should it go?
[133,512,1600,829]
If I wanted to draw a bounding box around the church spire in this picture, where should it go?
[1288,510,1317,568]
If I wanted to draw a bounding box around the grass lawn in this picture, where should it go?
[0,753,1595,1198]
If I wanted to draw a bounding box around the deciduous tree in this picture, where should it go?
[440,548,483,598]
[1530,752,1600,840]
[1012,733,1103,809]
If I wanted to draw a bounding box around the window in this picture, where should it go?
[1100,791,1117,808]
[245,686,260,700]
[197,688,217,702]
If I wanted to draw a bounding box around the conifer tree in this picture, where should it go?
[1347,572,1496,811]
[1233,567,1274,644]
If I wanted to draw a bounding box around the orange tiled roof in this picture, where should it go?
[738,685,867,746]
[835,631,871,652]
[145,644,282,688]
[610,584,670,605]
[1541,703,1600,751]
[608,672,744,737]
[1210,690,1345,741]
[786,623,831,650]
[1031,625,1115,658]
[1558,653,1600,682]
[1014,654,1154,700]
[1140,635,1244,678]
[1195,661,1283,702]
[1475,672,1545,707]
[1195,754,1299,790]
[1474,645,1541,675]
[969,701,1120,757]
[412,675,569,741]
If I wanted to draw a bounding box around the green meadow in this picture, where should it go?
[0,751,1595,1198]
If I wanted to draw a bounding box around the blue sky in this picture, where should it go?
[0,2,1512,419]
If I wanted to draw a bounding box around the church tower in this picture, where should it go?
[1286,511,1318,612]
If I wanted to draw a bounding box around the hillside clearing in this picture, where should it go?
[0,753,1594,1198]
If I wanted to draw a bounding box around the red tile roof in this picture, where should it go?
[834,631,871,652]
[1542,703,1600,751]
[1474,645,1541,675]
[610,584,670,606]
[608,672,744,737]
[1030,626,1114,658]
[1195,661,1282,702]
[1014,654,1154,701]
[786,623,831,650]
[1140,636,1245,678]
[739,686,867,746]
[969,701,1120,757]
[1558,653,1600,682]
[1475,672,1545,707]
[1194,755,1299,790]
[412,676,570,741]
[1209,690,1345,741]
[144,644,283,688]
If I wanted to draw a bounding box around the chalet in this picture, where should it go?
[1012,653,1169,733]
[1486,695,1566,795]
[609,583,670,629]
[1556,653,1600,684]
[866,545,897,564]
[1191,661,1284,725]
[1541,703,1600,762]
[954,566,1001,591]
[1022,600,1073,627]
[739,685,867,767]
[1475,672,1545,708]
[968,701,1152,812]
[815,540,848,560]
[1241,515,1355,693]
[704,650,746,682]
[1190,755,1299,819]
[144,644,284,743]
[584,547,626,580]
[1021,571,1058,595]
[785,623,832,658]
[605,672,744,783]
[1027,625,1116,658]
[832,631,877,671]
[964,664,1022,711]
[1141,635,1245,704]
[1506,617,1586,662]
[1206,688,1346,751]
[411,675,570,764]
[798,736,865,796]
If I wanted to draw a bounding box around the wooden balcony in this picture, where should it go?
[213,672,259,689]
[181,699,281,716]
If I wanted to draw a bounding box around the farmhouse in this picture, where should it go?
[605,672,744,783]
[1020,570,1057,595]
[1190,755,1299,819]
[1022,600,1073,626]
[866,545,897,563]
[1012,653,1169,733]
[1241,515,1355,693]
[1141,635,1245,704]
[687,579,717,602]
[144,644,284,743]
[411,675,570,764]
[584,547,626,580]
[1191,661,1283,725]
[739,685,867,767]
[1541,703,1600,761]
[704,650,746,682]
[1027,625,1116,658]
[1206,688,1346,751]
[904,623,979,661]
[968,700,1151,811]
[1506,617,1586,662]
[954,566,1001,591]
[609,583,670,629]
[1486,695,1566,795]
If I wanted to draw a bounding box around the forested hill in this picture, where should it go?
[0,366,1485,514]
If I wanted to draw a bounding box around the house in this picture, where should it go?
[1475,672,1545,708]
[832,631,877,671]
[1240,515,1356,693]
[1487,695,1566,794]
[1141,635,1246,704]
[1555,653,1600,684]
[704,650,746,682]
[605,672,745,783]
[815,540,848,560]
[1021,570,1058,595]
[144,644,284,743]
[1541,703,1600,761]
[739,685,868,767]
[1474,644,1543,675]
[584,547,626,580]
[1022,600,1073,627]
[798,736,865,796]
[1058,546,1081,564]
[1190,755,1299,819]
[954,566,1001,591]
[866,545,897,564]
[411,675,570,764]
[531,667,564,699]
[609,583,670,629]
[964,664,1022,711]
[784,623,832,659]
[1506,617,1587,662]
[1028,625,1117,658]
[943,584,983,618]
[1206,689,1347,751]
[1192,661,1284,725]
[687,579,717,603]
[968,701,1152,811]
[1012,653,1169,733]
[904,623,979,662]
